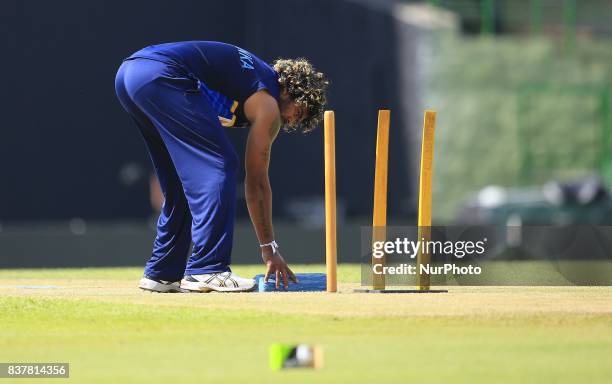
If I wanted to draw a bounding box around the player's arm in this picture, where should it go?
[244,90,279,247]
[243,90,297,288]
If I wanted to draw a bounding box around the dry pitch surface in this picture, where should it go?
[0,265,611,383]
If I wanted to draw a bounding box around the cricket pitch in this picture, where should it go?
[1,265,611,383]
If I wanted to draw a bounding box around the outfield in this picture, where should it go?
[1,265,611,383]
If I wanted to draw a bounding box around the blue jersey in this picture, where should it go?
[126,41,280,127]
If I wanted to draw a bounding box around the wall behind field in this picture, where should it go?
[0,0,413,224]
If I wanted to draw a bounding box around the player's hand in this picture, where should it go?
[262,250,298,289]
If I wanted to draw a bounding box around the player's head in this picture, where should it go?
[273,58,329,133]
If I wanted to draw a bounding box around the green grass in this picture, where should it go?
[0,265,611,383]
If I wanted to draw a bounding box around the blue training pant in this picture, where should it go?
[115,58,238,280]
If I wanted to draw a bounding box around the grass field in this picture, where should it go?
[1,265,611,383]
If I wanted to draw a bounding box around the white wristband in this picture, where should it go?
[260,240,279,255]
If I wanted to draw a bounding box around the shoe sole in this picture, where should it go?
[180,279,257,293]
[139,278,185,293]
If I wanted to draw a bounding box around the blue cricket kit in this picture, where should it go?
[115,41,280,280]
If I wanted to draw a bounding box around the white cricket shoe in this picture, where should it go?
[139,276,184,293]
[180,271,256,292]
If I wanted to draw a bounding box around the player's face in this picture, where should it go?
[281,102,307,126]
[279,90,308,129]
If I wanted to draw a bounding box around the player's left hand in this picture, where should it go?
[262,250,298,289]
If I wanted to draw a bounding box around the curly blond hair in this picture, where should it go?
[273,58,329,133]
